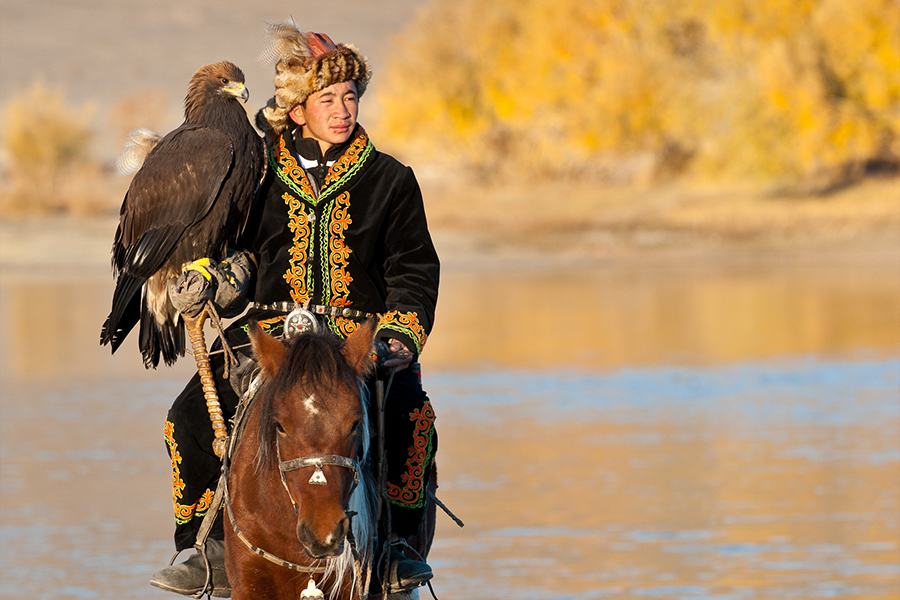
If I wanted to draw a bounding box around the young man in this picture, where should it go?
[150,23,439,597]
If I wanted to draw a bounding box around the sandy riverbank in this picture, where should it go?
[1,208,897,278]
[3,171,898,273]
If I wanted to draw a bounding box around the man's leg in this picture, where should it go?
[380,365,438,591]
[151,362,239,597]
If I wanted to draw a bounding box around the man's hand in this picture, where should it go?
[168,265,214,318]
[381,338,413,373]
[168,250,254,319]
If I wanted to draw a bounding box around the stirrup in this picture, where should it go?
[150,541,230,598]
[379,538,433,594]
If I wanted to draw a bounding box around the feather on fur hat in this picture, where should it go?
[257,20,371,136]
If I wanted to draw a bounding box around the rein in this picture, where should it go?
[223,476,329,575]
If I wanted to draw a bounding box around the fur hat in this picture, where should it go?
[257,20,372,136]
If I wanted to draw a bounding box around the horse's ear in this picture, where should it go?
[342,319,377,376]
[248,320,287,377]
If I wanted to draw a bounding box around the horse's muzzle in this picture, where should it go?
[296,516,349,559]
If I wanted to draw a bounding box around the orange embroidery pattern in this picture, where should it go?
[324,128,371,186]
[330,317,359,338]
[328,192,353,303]
[321,192,356,340]
[378,311,428,354]
[272,137,317,203]
[387,400,436,509]
[164,420,215,525]
[282,192,311,304]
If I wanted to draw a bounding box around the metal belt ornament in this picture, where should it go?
[259,301,376,341]
[284,308,320,339]
[254,301,375,318]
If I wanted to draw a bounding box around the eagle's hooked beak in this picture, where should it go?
[225,81,250,103]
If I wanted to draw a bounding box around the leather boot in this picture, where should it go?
[149,539,231,598]
[382,534,433,593]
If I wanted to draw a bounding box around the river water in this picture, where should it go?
[1,255,898,599]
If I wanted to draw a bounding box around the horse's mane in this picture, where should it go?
[255,331,362,471]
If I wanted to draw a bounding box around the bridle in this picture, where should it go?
[223,444,361,577]
[276,439,361,515]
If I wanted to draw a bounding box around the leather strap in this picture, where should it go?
[280,454,360,478]
[254,301,375,319]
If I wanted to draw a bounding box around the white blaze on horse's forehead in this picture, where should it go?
[303,394,319,415]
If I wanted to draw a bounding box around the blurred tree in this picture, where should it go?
[2,82,96,212]
[376,0,900,189]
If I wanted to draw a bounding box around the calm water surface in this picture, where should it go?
[1,259,898,599]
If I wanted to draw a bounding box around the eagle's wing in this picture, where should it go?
[102,125,234,359]
[113,124,234,278]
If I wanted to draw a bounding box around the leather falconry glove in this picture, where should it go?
[168,250,255,319]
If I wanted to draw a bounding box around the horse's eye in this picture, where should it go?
[275,422,286,435]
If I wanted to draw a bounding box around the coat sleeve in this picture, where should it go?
[376,166,440,358]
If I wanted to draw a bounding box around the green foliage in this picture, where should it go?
[376,0,900,187]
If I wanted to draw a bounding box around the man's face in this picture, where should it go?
[289,80,359,153]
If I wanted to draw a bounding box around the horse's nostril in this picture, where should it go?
[296,521,311,545]
[324,517,350,548]
[296,517,351,559]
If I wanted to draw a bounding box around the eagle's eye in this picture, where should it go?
[220,77,228,85]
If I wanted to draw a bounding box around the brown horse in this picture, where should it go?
[224,320,432,599]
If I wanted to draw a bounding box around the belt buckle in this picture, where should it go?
[283,308,320,341]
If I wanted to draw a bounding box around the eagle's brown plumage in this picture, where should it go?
[100,61,265,368]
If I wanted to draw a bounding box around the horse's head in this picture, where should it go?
[248,319,375,559]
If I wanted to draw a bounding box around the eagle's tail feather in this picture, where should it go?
[138,302,185,369]
[138,310,161,369]
[100,274,143,352]
[160,313,186,367]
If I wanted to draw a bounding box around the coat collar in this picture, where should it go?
[270,125,374,205]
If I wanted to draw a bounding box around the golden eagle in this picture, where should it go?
[100,61,265,368]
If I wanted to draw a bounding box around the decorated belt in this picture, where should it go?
[253,301,376,319]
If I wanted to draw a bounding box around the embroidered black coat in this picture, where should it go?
[227,125,439,358]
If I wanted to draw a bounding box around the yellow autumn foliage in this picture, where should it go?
[376,0,900,187]
[4,82,95,178]
[1,82,101,214]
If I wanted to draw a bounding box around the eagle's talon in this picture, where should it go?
[182,258,214,281]
[217,260,238,285]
